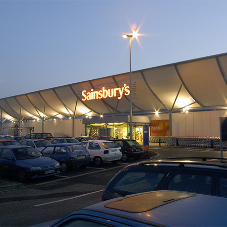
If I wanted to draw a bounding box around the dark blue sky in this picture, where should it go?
[1,0,227,98]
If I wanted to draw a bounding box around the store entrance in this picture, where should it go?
[85,123,144,143]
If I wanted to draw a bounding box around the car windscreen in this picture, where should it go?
[4,141,21,145]
[42,133,52,138]
[69,145,87,153]
[102,142,119,149]
[13,147,42,160]
[34,140,50,147]
[127,140,141,147]
[66,138,80,143]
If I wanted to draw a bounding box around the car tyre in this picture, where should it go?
[94,157,103,166]
[80,164,87,169]
[112,160,118,164]
[60,162,67,172]
[18,169,26,183]
[121,153,129,162]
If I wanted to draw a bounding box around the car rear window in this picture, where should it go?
[66,139,79,143]
[34,140,50,147]
[70,145,87,153]
[127,140,141,146]
[109,171,166,195]
[218,177,227,197]
[167,173,212,195]
[102,142,118,149]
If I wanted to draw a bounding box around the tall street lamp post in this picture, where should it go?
[123,33,136,140]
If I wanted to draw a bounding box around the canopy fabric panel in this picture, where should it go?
[1,52,227,121]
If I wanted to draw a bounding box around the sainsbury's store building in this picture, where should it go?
[1,52,227,142]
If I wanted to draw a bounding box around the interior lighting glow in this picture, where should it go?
[155,111,159,115]
[56,114,63,118]
[78,108,90,114]
[39,112,46,118]
[28,113,40,120]
[176,98,192,108]
[63,109,73,115]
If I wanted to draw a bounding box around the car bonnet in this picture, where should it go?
[18,156,57,167]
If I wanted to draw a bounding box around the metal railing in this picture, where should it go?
[149,136,227,149]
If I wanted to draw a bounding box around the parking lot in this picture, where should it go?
[0,144,227,226]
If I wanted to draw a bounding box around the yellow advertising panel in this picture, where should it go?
[150,120,169,136]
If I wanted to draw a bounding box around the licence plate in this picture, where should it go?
[136,148,141,151]
[111,149,117,152]
[45,169,55,174]
[77,155,85,159]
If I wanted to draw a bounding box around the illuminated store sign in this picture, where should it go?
[82,84,130,101]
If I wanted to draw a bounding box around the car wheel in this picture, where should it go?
[93,157,103,166]
[121,153,129,162]
[18,169,26,183]
[60,162,67,172]
[80,164,87,169]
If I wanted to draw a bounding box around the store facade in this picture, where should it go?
[1,52,227,140]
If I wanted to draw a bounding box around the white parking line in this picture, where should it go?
[34,189,104,207]
[34,165,125,186]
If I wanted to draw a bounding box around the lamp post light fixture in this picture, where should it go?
[123,31,138,139]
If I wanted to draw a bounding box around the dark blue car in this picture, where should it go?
[41,144,90,171]
[0,145,60,182]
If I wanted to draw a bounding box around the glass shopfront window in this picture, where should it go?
[85,123,144,142]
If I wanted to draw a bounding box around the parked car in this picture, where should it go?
[41,144,90,171]
[111,139,144,161]
[20,139,51,152]
[0,145,60,182]
[50,138,80,144]
[13,136,25,142]
[51,190,227,226]
[24,133,53,141]
[102,158,227,201]
[74,136,95,142]
[2,135,14,140]
[85,140,122,166]
[0,140,21,146]
[94,136,114,140]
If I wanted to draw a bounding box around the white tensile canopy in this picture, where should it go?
[1,52,227,121]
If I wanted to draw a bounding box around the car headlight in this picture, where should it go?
[30,166,42,170]
[55,162,60,168]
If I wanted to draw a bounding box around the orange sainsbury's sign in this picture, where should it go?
[82,84,130,101]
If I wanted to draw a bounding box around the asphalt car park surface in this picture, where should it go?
[0,144,227,226]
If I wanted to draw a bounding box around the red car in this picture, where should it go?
[0,140,21,146]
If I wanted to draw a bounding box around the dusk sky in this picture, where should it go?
[1,0,227,99]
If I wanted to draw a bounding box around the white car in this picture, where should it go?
[86,140,122,166]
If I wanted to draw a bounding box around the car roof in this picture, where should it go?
[1,145,32,149]
[128,158,227,170]
[22,139,46,141]
[90,140,114,142]
[0,139,17,142]
[111,139,136,141]
[86,191,227,226]
[44,143,82,147]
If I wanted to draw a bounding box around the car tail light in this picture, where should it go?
[104,150,109,154]
[70,157,75,162]
[129,147,134,151]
